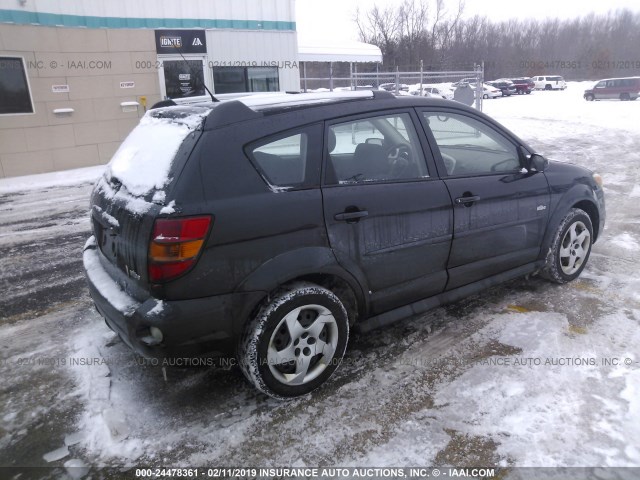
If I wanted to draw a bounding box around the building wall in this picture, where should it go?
[0,0,296,28]
[0,0,298,178]
[0,24,160,178]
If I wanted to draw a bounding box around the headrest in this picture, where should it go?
[328,129,336,153]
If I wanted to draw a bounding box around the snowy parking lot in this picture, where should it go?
[0,83,639,477]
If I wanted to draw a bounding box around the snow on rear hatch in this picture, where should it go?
[106,107,210,197]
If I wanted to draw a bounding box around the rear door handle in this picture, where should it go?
[334,210,369,222]
[455,195,481,205]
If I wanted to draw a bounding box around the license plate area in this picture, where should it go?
[93,215,119,264]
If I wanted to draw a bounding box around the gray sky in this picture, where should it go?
[296,0,640,42]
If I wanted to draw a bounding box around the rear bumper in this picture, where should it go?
[83,236,264,361]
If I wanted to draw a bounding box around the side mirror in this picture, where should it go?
[519,147,548,172]
[529,153,548,172]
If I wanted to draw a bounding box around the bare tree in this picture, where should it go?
[355,5,401,60]
[434,0,465,64]
[354,3,640,79]
[397,0,429,65]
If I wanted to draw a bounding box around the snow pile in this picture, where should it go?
[433,311,640,466]
[610,233,640,251]
[0,165,104,194]
[67,325,147,462]
[484,81,640,140]
[66,315,265,465]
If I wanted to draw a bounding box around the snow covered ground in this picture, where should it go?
[0,83,639,477]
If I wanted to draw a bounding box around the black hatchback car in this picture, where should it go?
[84,91,605,398]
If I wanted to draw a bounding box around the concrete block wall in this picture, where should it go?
[0,24,161,178]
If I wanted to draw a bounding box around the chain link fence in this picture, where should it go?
[300,64,485,110]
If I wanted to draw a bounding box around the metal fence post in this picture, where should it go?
[353,63,358,90]
[303,62,307,93]
[474,62,483,111]
[350,62,353,90]
[329,62,333,92]
[395,67,400,95]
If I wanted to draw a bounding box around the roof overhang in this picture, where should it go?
[298,40,382,63]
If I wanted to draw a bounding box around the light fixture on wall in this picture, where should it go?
[120,101,140,113]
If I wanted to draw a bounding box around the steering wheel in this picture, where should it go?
[386,143,412,161]
[440,152,457,175]
[490,158,518,172]
[386,144,413,178]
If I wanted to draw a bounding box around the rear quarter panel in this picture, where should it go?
[161,119,332,300]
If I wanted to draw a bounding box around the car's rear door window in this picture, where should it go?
[247,124,322,189]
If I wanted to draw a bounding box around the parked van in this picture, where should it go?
[583,77,640,101]
[532,75,567,90]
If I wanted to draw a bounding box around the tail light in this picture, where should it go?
[148,216,212,283]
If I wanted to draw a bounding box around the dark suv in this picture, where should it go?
[510,78,535,94]
[84,91,605,398]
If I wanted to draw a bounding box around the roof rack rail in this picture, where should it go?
[205,100,262,127]
[150,99,178,109]
[372,90,395,100]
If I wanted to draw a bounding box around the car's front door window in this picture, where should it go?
[422,112,520,176]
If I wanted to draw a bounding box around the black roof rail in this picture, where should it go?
[150,99,177,109]
[372,90,395,100]
[205,100,262,128]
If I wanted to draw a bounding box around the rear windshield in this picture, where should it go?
[106,107,210,197]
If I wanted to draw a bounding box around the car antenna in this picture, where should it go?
[169,38,219,103]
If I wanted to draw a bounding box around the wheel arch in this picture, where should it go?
[234,247,367,331]
[572,199,600,241]
[539,191,601,263]
[292,274,361,326]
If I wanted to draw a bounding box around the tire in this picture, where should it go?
[585,94,595,101]
[545,84,552,90]
[620,93,630,101]
[542,208,593,284]
[483,94,489,99]
[238,282,349,399]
